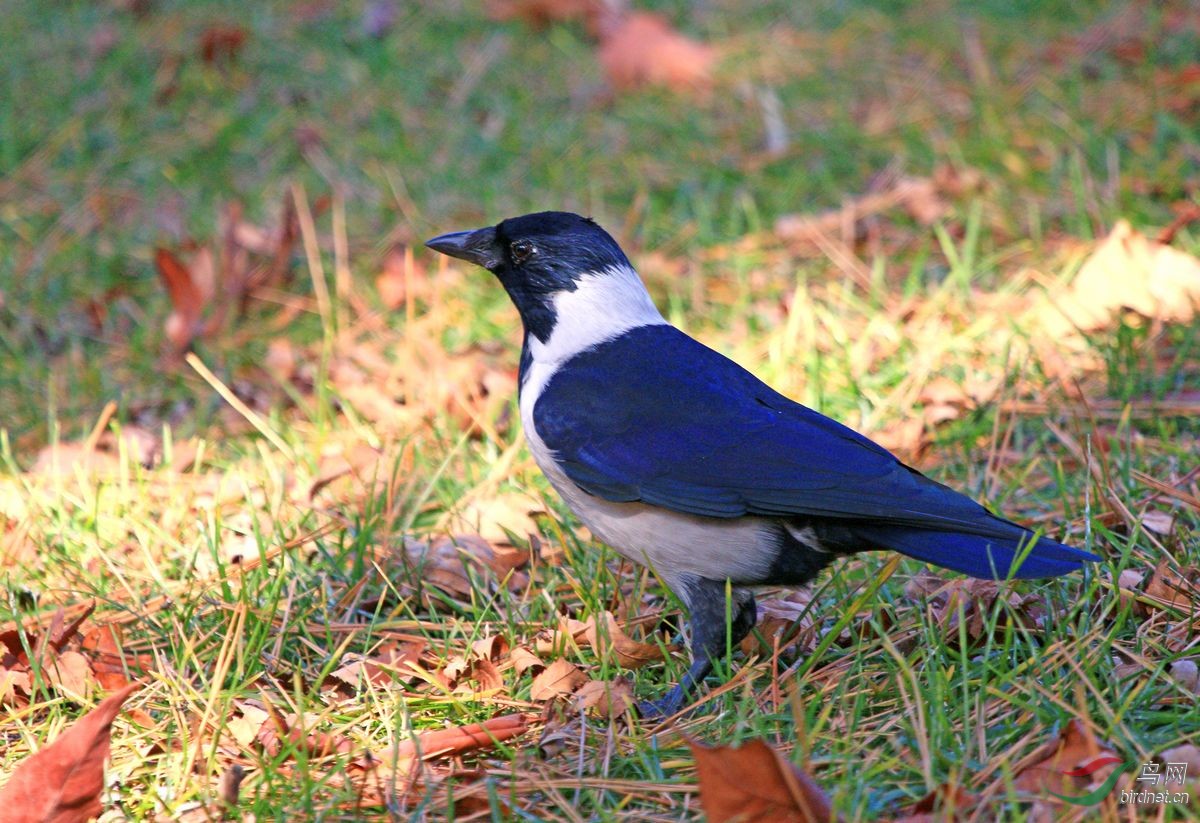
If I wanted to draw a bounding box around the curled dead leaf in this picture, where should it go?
[509,645,545,676]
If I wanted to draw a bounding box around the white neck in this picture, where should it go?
[527,264,667,366]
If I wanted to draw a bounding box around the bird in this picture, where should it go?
[426,211,1100,718]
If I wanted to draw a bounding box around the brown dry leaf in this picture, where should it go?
[373,713,528,782]
[1158,744,1200,788]
[1,667,33,705]
[573,677,635,719]
[530,659,587,701]
[404,534,530,599]
[534,616,591,655]
[598,12,716,94]
[583,611,665,669]
[328,639,427,690]
[309,443,385,501]
[690,738,837,823]
[263,338,298,382]
[0,682,140,822]
[509,645,545,676]
[1143,561,1200,613]
[412,713,527,758]
[256,710,357,761]
[1010,719,1121,797]
[904,574,1047,646]
[471,634,510,662]
[1031,220,1200,336]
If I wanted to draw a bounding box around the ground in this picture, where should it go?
[1,0,1199,820]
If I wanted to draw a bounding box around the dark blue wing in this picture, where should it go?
[532,325,1098,578]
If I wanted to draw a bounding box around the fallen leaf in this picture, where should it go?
[226,703,271,748]
[534,615,590,655]
[690,738,837,822]
[530,659,587,701]
[1031,220,1200,336]
[1011,719,1120,798]
[403,534,530,600]
[743,591,817,657]
[449,493,545,546]
[44,651,97,700]
[509,645,545,676]
[1168,659,1200,694]
[471,634,509,662]
[583,611,665,669]
[81,625,152,691]
[573,678,635,718]
[1140,509,1176,536]
[0,667,33,704]
[904,574,1047,647]
[0,682,140,822]
[328,639,427,690]
[598,12,716,94]
[156,247,207,351]
[1143,561,1200,613]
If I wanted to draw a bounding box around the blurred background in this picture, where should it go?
[3,0,1197,451]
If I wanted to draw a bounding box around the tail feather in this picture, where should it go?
[854,524,1100,579]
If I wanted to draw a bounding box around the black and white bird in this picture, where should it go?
[426,211,1099,717]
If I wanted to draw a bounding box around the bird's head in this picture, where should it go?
[426,211,661,348]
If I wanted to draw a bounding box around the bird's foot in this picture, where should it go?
[635,685,689,722]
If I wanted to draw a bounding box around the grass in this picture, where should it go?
[2,0,1199,820]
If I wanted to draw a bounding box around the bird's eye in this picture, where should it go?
[510,240,535,264]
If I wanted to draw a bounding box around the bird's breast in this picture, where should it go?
[519,359,778,588]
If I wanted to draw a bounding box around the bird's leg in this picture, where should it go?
[638,578,757,720]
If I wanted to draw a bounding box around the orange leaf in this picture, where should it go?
[690,738,837,823]
[598,12,716,94]
[0,682,139,823]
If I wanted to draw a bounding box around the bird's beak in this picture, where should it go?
[424,226,500,269]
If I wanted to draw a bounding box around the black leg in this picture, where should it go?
[638,578,757,720]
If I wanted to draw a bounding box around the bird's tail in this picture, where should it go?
[853,523,1100,579]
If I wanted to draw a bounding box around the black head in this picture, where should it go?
[425,211,631,342]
